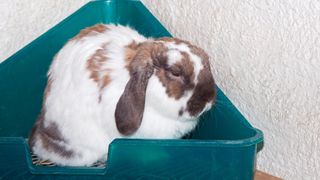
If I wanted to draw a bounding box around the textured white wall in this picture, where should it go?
[1,0,320,179]
[141,1,320,179]
[0,0,89,61]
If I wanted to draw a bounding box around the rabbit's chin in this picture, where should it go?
[145,75,193,120]
[130,106,199,139]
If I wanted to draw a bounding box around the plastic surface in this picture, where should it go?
[0,0,263,179]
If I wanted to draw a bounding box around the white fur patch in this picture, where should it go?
[167,49,182,66]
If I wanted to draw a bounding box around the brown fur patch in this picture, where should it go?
[38,121,74,158]
[87,44,108,83]
[179,52,196,85]
[86,43,111,102]
[72,24,108,41]
[155,69,182,99]
[125,42,166,73]
[124,41,139,69]
[186,57,216,116]
[101,75,111,90]
[154,49,195,100]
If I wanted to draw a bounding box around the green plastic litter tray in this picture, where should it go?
[0,0,263,179]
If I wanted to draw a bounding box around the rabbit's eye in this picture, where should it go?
[166,66,185,83]
[169,66,182,76]
[170,69,181,77]
[165,66,181,77]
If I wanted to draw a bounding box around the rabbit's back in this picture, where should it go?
[29,24,147,166]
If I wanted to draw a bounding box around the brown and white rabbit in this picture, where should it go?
[28,24,216,166]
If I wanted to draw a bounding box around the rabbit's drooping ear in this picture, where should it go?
[115,44,154,135]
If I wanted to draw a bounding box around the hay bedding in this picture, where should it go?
[31,152,106,168]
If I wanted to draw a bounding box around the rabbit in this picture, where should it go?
[28,24,216,166]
